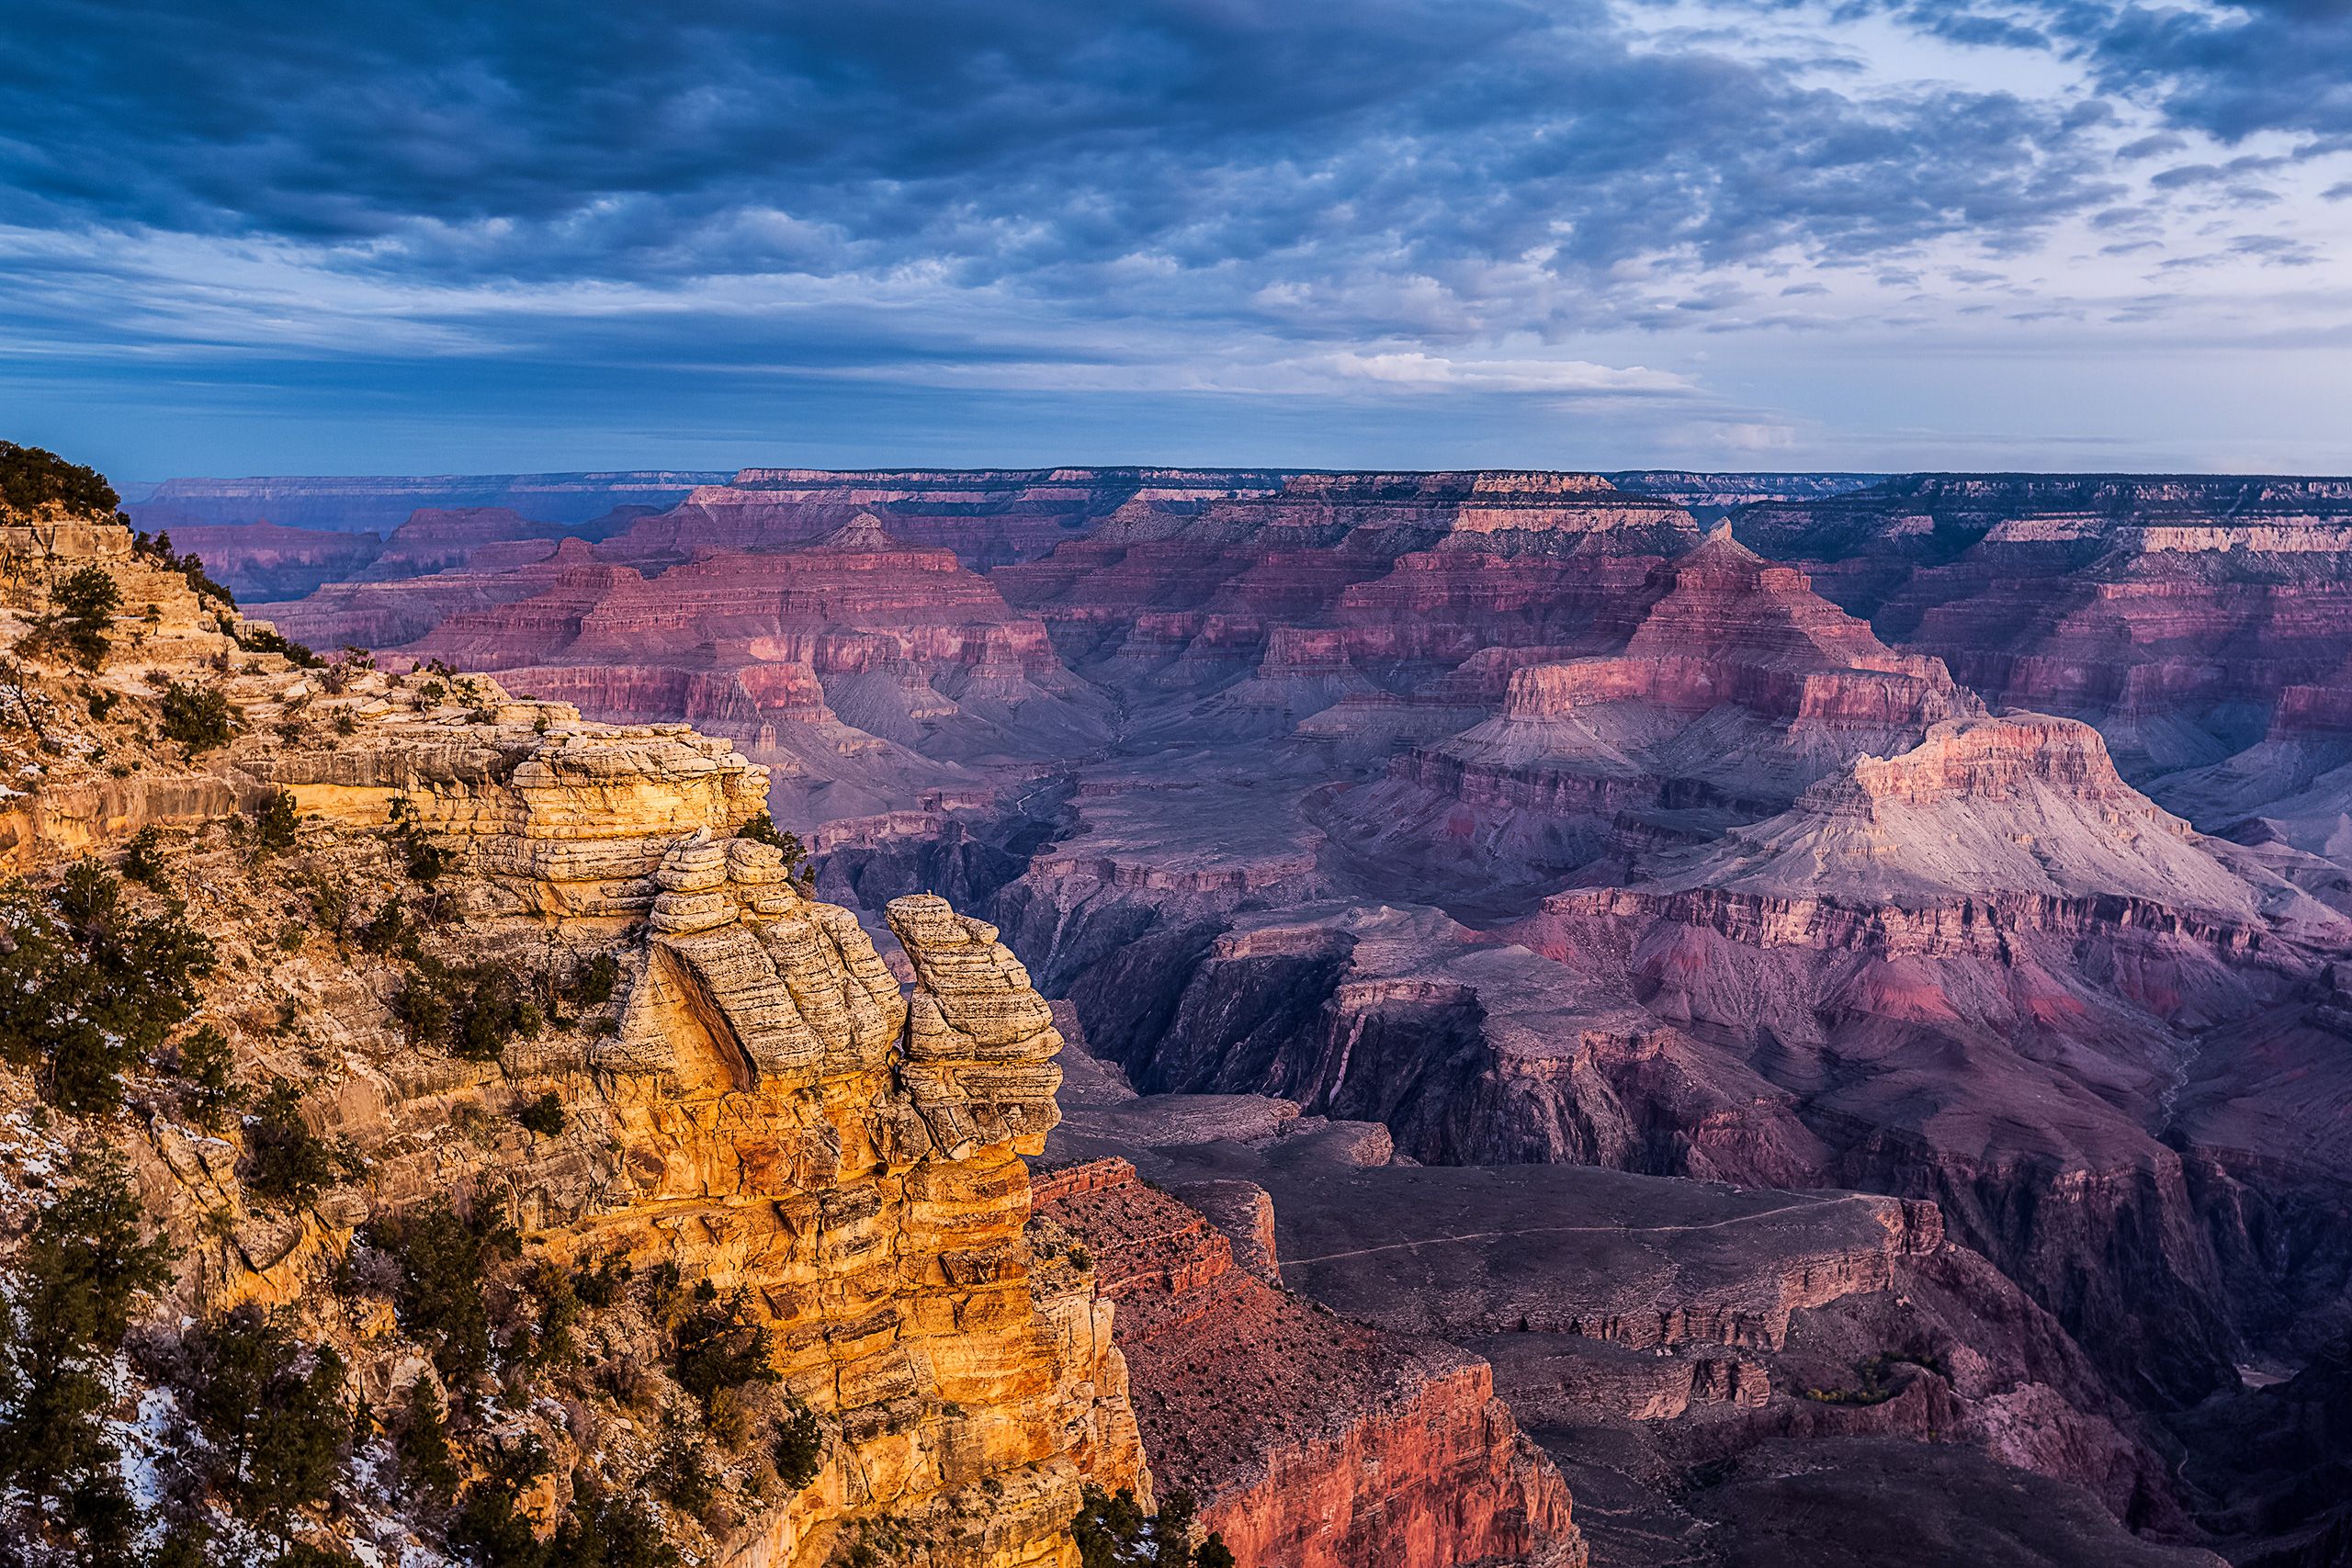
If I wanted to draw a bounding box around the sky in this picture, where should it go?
[4,0,2350,480]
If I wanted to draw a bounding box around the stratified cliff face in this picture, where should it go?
[1032,1159,1583,1568]
[0,512,1167,1567]
[1329,529,1983,888]
[235,758,1142,1564]
[622,468,1290,571]
[1725,475,2352,870]
[995,470,1700,719]
[159,521,388,601]
[120,463,2352,1560]
[978,708,2348,1416]
[258,517,1114,827]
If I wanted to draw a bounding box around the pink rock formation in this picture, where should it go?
[1032,1159,1584,1568]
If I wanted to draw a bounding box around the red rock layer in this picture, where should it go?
[1329,531,1983,883]
[1032,1159,1583,1568]
[171,521,386,601]
[1730,475,2352,782]
[994,471,1700,729]
[604,467,1287,571]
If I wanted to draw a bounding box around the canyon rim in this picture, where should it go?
[8,0,2352,1562]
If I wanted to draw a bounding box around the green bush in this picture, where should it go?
[367,1203,516,1390]
[397,1378,460,1498]
[0,861,214,1113]
[179,1305,349,1533]
[397,958,542,1061]
[773,1403,823,1491]
[132,529,238,606]
[644,1432,715,1514]
[121,824,166,886]
[48,565,120,668]
[235,624,324,668]
[171,1023,244,1129]
[253,788,301,852]
[571,951,620,1007]
[668,1280,780,1418]
[359,896,417,959]
[160,680,235,753]
[242,1081,339,1205]
[737,811,812,887]
[401,830,447,884]
[572,1253,629,1310]
[516,1091,565,1138]
[550,1488,682,1568]
[0,442,117,518]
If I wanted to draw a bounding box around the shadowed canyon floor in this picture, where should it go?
[158,465,2352,1564]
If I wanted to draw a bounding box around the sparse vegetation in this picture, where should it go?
[773,1403,823,1490]
[1071,1486,1230,1568]
[237,623,325,667]
[178,1304,351,1540]
[242,1080,344,1205]
[160,677,235,752]
[0,440,119,519]
[121,823,166,886]
[367,1201,517,1391]
[44,563,120,667]
[737,810,813,889]
[516,1090,566,1137]
[667,1279,779,1421]
[1800,1351,1951,1407]
[396,955,543,1060]
[132,527,238,605]
[170,1022,245,1129]
[254,786,302,851]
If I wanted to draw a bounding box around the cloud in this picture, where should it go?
[0,0,2126,354]
[1315,352,1691,395]
[0,0,2347,474]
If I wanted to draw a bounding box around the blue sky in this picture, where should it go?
[5,0,2349,479]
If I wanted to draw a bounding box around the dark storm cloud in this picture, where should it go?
[1,0,2120,339]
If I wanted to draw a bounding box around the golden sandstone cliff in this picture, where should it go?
[0,473,1577,1568]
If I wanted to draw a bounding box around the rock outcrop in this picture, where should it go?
[1331,529,1983,888]
[1033,1158,1584,1568]
[261,518,1116,827]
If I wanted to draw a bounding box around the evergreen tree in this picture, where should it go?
[48,564,120,668]
[181,1306,350,1541]
[550,1483,681,1568]
[735,812,812,888]
[171,1023,244,1129]
[0,861,214,1114]
[0,1152,174,1551]
[397,1378,460,1498]
[253,789,301,852]
[367,1203,514,1392]
[243,1081,336,1205]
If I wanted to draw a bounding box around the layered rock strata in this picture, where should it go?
[137,766,1153,1566]
[1032,1158,1584,1568]
[1329,528,1982,890]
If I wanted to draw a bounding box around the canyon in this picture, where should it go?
[70,461,2352,1564]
